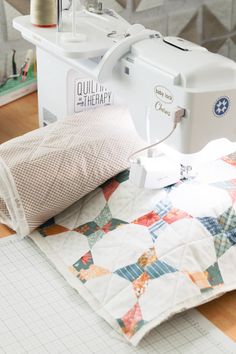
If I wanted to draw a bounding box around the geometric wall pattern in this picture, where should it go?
[125,0,236,62]
[4,0,29,15]
[2,0,236,63]
[106,0,236,62]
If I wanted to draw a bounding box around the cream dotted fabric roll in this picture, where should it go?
[0,105,145,237]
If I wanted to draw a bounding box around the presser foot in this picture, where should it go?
[180,165,195,181]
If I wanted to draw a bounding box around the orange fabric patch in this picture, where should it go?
[0,224,15,238]
[103,179,120,201]
[133,211,160,227]
[42,224,69,237]
[163,208,191,224]
[187,271,211,289]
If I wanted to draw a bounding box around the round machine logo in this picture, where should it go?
[213,96,230,117]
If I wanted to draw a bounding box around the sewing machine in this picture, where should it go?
[13,2,236,188]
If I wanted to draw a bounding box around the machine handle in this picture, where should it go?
[96,28,159,83]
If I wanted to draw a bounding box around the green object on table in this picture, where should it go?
[0,70,36,97]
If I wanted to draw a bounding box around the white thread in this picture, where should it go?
[30,0,56,27]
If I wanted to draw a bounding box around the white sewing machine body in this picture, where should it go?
[13,8,236,188]
[13,10,129,126]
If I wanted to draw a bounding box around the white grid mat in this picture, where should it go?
[0,237,236,354]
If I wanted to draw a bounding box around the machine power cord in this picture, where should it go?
[128,120,179,164]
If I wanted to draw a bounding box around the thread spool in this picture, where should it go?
[30,0,56,28]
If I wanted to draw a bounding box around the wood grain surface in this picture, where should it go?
[0,92,39,143]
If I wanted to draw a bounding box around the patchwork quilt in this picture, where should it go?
[31,156,236,346]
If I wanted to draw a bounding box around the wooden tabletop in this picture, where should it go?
[0,93,236,343]
[0,92,39,143]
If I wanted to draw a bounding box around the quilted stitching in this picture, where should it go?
[34,158,236,344]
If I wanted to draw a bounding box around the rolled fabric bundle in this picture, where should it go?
[0,105,144,238]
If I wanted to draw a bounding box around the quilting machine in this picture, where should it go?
[13,0,236,189]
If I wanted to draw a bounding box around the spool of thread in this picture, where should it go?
[30,0,56,28]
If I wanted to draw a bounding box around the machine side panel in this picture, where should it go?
[36,48,116,127]
[187,89,236,153]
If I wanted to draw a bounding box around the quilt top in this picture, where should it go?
[32,157,236,345]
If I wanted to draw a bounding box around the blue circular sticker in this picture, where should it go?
[213,96,230,117]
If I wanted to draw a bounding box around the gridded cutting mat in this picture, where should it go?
[0,237,236,354]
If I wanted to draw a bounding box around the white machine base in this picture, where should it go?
[130,156,181,189]
[61,32,87,42]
